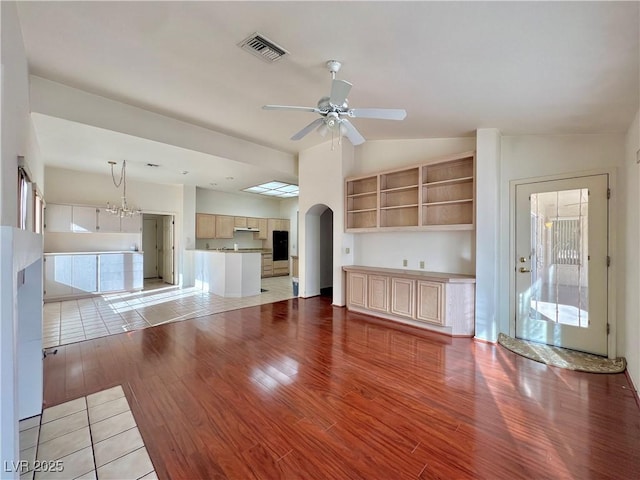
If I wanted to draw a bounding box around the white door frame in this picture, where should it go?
[141,211,176,286]
[509,168,617,358]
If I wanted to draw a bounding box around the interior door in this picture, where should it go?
[162,216,174,284]
[515,174,608,355]
[143,218,158,278]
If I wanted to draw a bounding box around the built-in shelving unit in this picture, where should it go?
[345,151,475,232]
[346,175,378,229]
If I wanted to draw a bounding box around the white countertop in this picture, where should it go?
[44,251,143,255]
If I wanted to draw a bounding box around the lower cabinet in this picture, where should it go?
[261,253,273,278]
[344,266,475,336]
[368,275,389,313]
[273,260,290,277]
[44,252,143,301]
[391,277,415,319]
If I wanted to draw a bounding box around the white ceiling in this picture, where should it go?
[16,1,639,192]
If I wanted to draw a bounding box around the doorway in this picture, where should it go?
[514,174,609,355]
[142,214,175,285]
[303,204,334,298]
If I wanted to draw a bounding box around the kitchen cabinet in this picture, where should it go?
[261,253,273,278]
[196,213,216,238]
[345,151,475,232]
[96,208,121,233]
[234,217,247,227]
[44,253,98,299]
[343,266,475,336]
[45,204,98,233]
[215,215,234,238]
[273,260,289,277]
[99,253,143,291]
[247,217,260,229]
[44,204,73,232]
[46,203,142,234]
[72,206,98,233]
[256,218,268,240]
[44,252,143,301]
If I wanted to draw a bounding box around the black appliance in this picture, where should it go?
[272,230,289,261]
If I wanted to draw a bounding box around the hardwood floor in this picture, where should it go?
[43,297,640,479]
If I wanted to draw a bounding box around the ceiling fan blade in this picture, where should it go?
[291,118,325,141]
[349,108,407,120]
[341,119,365,146]
[329,79,352,106]
[263,105,319,113]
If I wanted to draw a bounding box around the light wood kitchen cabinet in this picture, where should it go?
[391,277,415,319]
[196,213,216,239]
[261,253,273,278]
[234,217,247,227]
[343,266,475,336]
[256,218,268,240]
[367,275,390,313]
[273,260,289,276]
[345,151,475,232]
[247,217,260,229]
[215,215,234,238]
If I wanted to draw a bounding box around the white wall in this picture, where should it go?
[299,139,352,304]
[622,110,640,388]
[499,134,626,343]
[0,3,44,476]
[196,188,283,217]
[351,137,477,273]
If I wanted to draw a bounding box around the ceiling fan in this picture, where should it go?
[263,60,407,146]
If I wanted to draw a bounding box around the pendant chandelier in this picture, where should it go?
[105,160,141,217]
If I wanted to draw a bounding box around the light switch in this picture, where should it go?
[419,261,424,269]
[403,259,407,267]
[345,247,350,254]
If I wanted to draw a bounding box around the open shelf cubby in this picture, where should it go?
[345,151,475,232]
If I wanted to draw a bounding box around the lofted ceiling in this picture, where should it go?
[16,1,639,193]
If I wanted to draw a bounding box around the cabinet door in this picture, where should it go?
[391,278,415,318]
[261,254,273,278]
[196,214,216,238]
[347,272,367,308]
[247,217,260,229]
[280,219,290,231]
[72,206,98,233]
[367,275,389,313]
[416,281,444,325]
[215,215,234,238]
[121,214,142,233]
[45,204,73,232]
[96,208,121,233]
[234,216,247,227]
[256,218,268,240]
[44,255,74,298]
[72,255,98,293]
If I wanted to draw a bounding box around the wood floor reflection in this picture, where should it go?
[43,297,640,479]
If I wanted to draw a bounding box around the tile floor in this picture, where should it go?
[43,276,296,349]
[18,386,155,480]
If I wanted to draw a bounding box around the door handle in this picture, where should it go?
[519,267,531,273]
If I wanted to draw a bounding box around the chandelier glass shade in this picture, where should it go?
[106,160,141,217]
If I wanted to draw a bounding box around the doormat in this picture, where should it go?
[497,333,626,373]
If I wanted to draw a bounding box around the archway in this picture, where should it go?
[303,204,334,298]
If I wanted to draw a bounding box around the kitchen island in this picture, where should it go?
[193,249,261,297]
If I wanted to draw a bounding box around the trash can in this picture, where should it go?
[292,277,299,296]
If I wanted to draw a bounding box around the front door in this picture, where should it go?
[515,174,608,356]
